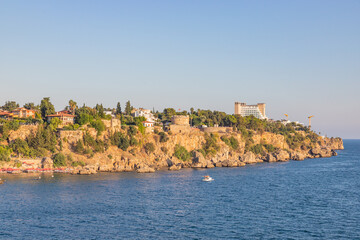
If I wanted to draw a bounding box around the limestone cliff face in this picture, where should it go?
[8,125,38,142]
[3,124,344,174]
[252,132,289,149]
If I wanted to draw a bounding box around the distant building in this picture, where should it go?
[104,110,115,118]
[234,102,267,119]
[133,108,157,122]
[46,112,75,125]
[142,121,154,128]
[12,107,36,119]
[0,110,13,120]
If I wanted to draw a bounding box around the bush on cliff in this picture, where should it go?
[0,120,21,140]
[174,144,190,161]
[202,133,220,156]
[264,144,276,153]
[158,132,169,143]
[90,119,106,135]
[221,136,239,150]
[10,138,35,157]
[82,132,106,153]
[144,142,155,154]
[53,153,66,167]
[71,160,85,167]
[110,132,130,151]
[249,144,265,156]
[74,140,85,154]
[129,137,138,146]
[127,126,138,136]
[0,146,11,162]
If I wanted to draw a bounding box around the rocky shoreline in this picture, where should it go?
[0,140,343,175]
[0,119,344,176]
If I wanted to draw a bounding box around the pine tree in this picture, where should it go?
[116,102,122,115]
[125,101,132,115]
[40,97,55,119]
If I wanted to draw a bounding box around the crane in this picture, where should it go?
[284,114,288,121]
[308,115,314,130]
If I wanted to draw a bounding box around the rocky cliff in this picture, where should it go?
[1,124,344,174]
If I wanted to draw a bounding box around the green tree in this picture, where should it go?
[68,100,77,114]
[2,101,19,111]
[53,153,67,167]
[90,119,106,135]
[158,132,169,143]
[10,139,30,157]
[74,140,85,154]
[174,144,190,161]
[0,146,11,162]
[202,133,220,156]
[125,100,132,115]
[116,102,122,115]
[95,104,105,118]
[40,97,55,119]
[23,102,37,110]
[163,108,176,121]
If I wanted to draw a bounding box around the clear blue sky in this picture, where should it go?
[0,0,359,138]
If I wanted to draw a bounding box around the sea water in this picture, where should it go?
[1,140,359,239]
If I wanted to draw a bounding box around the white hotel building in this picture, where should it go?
[234,102,267,119]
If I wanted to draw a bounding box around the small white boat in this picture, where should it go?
[202,176,214,182]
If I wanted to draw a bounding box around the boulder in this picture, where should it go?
[221,159,240,167]
[78,165,97,175]
[166,159,173,167]
[291,152,306,161]
[98,165,113,172]
[241,152,257,164]
[264,153,277,162]
[274,150,290,162]
[136,166,155,173]
[41,157,53,169]
[215,162,223,167]
[191,151,212,168]
[169,164,181,171]
[310,147,333,158]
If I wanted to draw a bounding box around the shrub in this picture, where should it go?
[110,132,130,151]
[53,153,67,167]
[129,148,136,156]
[90,119,106,135]
[202,133,220,156]
[144,142,155,154]
[174,144,190,161]
[160,146,168,154]
[264,144,276,153]
[158,132,169,143]
[0,146,11,162]
[107,154,112,159]
[74,140,85,154]
[71,160,85,167]
[229,136,239,150]
[14,160,22,168]
[10,138,30,157]
[129,137,138,146]
[249,144,265,156]
[127,126,138,136]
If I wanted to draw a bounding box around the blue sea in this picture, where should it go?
[1,140,359,239]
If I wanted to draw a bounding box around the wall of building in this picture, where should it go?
[201,127,233,133]
[58,130,84,144]
[169,125,191,134]
[171,115,189,125]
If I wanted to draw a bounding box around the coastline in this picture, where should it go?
[0,138,344,175]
